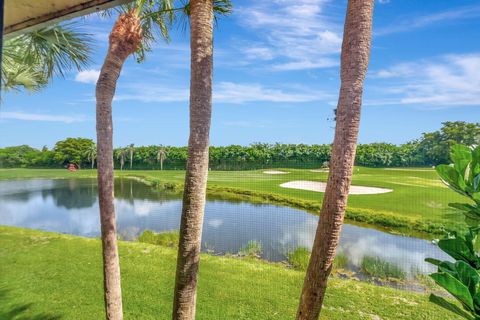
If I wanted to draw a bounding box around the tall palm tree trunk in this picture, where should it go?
[296,1,374,319]
[96,11,142,320]
[173,1,213,319]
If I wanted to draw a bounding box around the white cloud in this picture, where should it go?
[0,112,85,123]
[214,82,330,103]
[242,46,275,61]
[376,4,480,36]
[378,0,390,4]
[237,0,342,71]
[367,54,480,108]
[75,69,100,84]
[115,81,331,104]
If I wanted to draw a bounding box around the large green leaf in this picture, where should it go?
[456,261,480,296]
[437,164,466,195]
[429,294,475,320]
[438,238,479,267]
[431,272,474,310]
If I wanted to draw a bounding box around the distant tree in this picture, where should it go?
[127,144,135,170]
[115,149,128,171]
[156,147,167,170]
[84,144,97,169]
[418,121,480,165]
[53,138,95,168]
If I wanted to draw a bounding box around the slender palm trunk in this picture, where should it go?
[172,1,213,319]
[96,11,142,320]
[296,1,374,319]
[129,151,133,169]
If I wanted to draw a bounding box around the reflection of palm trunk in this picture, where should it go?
[96,11,142,320]
[296,1,374,319]
[173,1,214,319]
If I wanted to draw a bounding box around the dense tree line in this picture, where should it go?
[1,121,478,170]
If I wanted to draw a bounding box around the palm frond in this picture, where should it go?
[2,23,93,92]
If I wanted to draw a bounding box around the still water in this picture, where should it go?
[0,178,449,276]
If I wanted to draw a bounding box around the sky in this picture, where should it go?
[1,0,480,149]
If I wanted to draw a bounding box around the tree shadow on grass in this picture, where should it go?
[0,288,62,320]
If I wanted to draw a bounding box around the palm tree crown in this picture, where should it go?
[2,24,92,92]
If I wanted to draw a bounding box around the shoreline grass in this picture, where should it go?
[0,226,463,319]
[360,256,407,281]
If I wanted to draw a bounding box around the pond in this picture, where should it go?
[0,178,449,277]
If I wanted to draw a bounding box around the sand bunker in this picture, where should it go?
[263,170,289,174]
[310,169,329,173]
[280,180,393,195]
[384,168,434,172]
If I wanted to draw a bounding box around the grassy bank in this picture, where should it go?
[0,226,461,319]
[0,168,466,238]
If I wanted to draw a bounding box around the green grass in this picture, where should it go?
[0,167,468,237]
[333,252,349,270]
[360,256,407,281]
[238,240,262,258]
[287,247,311,271]
[137,230,179,248]
[0,226,462,319]
[287,248,349,271]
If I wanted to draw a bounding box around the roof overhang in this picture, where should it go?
[3,0,130,39]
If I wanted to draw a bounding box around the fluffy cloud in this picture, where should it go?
[238,0,342,71]
[75,69,100,84]
[368,54,480,108]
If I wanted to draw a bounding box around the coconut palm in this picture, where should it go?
[127,143,135,170]
[156,147,167,170]
[296,1,375,319]
[115,149,127,171]
[84,144,97,169]
[2,23,92,92]
[172,1,232,319]
[95,1,231,318]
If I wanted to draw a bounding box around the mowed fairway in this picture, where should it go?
[0,167,467,237]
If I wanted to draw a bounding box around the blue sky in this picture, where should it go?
[1,0,480,148]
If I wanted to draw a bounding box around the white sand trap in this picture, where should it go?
[310,169,329,173]
[263,170,289,174]
[280,180,393,195]
[384,168,434,172]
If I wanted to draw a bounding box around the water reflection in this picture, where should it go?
[0,178,449,275]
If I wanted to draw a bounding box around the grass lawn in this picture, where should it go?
[0,167,466,237]
[0,226,462,320]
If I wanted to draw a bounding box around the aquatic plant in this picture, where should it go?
[360,256,406,280]
[238,240,262,258]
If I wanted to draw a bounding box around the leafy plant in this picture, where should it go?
[238,240,262,258]
[427,145,480,319]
